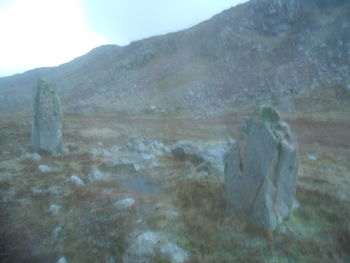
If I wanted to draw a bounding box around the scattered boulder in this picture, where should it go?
[307,153,317,161]
[57,257,68,263]
[171,140,235,176]
[225,106,299,231]
[114,198,135,209]
[49,204,61,215]
[123,231,188,263]
[125,138,169,156]
[18,152,41,162]
[38,164,52,172]
[66,175,84,185]
[31,79,63,155]
[88,168,104,182]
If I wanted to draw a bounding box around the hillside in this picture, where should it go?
[0,0,349,116]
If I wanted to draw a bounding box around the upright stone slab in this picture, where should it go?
[31,79,63,154]
[225,106,299,231]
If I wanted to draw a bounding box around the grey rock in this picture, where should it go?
[115,198,135,209]
[66,175,84,185]
[52,225,62,241]
[307,153,317,161]
[31,79,63,155]
[225,107,299,231]
[38,164,52,172]
[171,140,235,176]
[18,152,41,161]
[30,187,47,195]
[49,204,61,215]
[57,257,68,263]
[124,231,188,263]
[160,242,188,263]
[88,168,104,182]
[124,231,161,263]
[125,138,169,156]
[110,145,120,152]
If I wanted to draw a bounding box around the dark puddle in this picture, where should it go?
[116,176,160,194]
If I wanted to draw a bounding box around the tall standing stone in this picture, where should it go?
[31,79,63,154]
[225,106,299,231]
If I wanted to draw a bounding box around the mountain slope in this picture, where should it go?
[0,0,349,116]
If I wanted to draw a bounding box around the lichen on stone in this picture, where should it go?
[260,105,280,125]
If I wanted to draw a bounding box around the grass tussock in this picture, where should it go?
[174,179,350,263]
[174,179,271,263]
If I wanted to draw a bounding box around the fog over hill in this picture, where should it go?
[0,0,349,116]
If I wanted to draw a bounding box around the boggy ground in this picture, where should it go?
[0,99,350,263]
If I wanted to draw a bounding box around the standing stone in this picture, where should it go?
[31,79,63,154]
[225,106,299,231]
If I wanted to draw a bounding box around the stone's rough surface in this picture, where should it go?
[225,107,299,231]
[31,79,63,154]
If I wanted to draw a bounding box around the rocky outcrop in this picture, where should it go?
[250,0,301,22]
[225,106,299,231]
[247,0,301,34]
[31,79,63,154]
[1,0,349,115]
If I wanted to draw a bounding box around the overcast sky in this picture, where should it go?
[0,0,247,77]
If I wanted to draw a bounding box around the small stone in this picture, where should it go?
[49,204,61,215]
[30,187,47,195]
[124,231,188,263]
[66,175,84,185]
[38,164,51,172]
[323,167,333,173]
[19,152,41,161]
[57,257,68,263]
[101,149,112,157]
[307,153,317,161]
[88,168,104,182]
[160,242,188,263]
[52,226,62,240]
[110,145,119,152]
[115,198,135,209]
